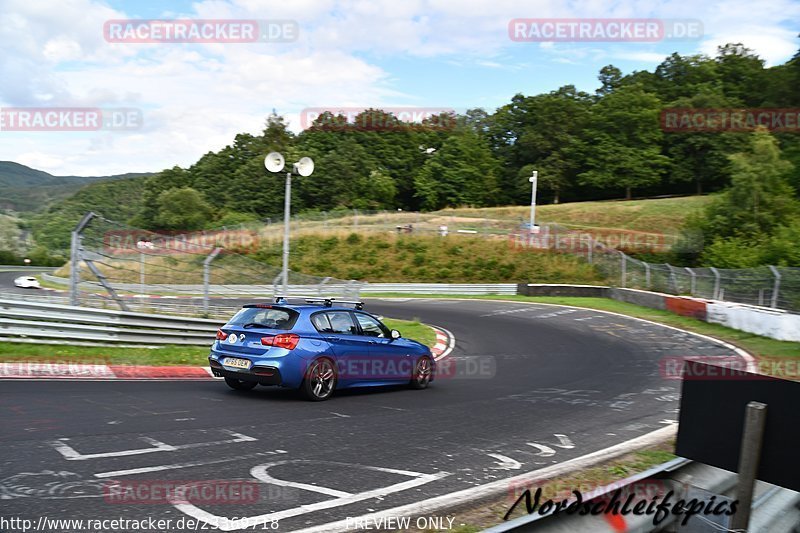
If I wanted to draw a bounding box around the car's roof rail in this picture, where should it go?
[269,295,365,310]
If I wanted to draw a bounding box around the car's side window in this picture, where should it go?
[311,313,333,333]
[355,313,388,338]
[326,311,358,335]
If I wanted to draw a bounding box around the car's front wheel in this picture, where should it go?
[301,358,337,401]
[224,377,258,391]
[409,356,433,389]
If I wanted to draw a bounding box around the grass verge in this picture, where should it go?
[0,317,437,366]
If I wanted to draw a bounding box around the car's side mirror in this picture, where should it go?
[390,329,401,340]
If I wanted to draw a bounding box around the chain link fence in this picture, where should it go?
[509,224,800,313]
[38,210,800,315]
[60,212,364,313]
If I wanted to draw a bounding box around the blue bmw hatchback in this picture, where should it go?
[208,298,435,401]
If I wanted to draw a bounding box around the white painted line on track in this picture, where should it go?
[50,437,176,460]
[282,425,677,533]
[93,450,287,478]
[487,453,522,470]
[172,461,450,531]
[50,430,256,461]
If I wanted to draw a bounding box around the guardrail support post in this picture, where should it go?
[203,247,222,314]
[620,251,627,288]
[768,265,781,309]
[731,401,768,532]
[644,262,651,289]
[710,267,721,300]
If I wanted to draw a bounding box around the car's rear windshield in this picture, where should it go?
[227,307,299,330]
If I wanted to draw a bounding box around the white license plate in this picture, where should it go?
[222,357,251,370]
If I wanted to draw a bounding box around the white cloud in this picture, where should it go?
[0,0,797,176]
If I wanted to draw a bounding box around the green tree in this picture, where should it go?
[414,130,501,210]
[154,187,214,230]
[577,84,669,199]
[700,129,798,237]
[662,89,747,194]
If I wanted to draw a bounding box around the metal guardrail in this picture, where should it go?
[487,458,800,532]
[0,298,222,346]
[42,274,517,296]
[360,283,519,295]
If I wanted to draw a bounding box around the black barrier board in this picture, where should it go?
[675,360,800,492]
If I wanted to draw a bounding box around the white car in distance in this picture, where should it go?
[13,276,41,289]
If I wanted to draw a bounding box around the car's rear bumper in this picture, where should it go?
[208,358,283,386]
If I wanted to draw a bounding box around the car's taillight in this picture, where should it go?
[260,336,274,346]
[216,329,228,341]
[273,333,300,350]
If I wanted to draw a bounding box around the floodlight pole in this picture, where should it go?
[528,170,538,245]
[266,152,313,297]
[282,170,292,296]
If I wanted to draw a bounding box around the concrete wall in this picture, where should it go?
[707,301,800,342]
[609,288,668,310]
[519,284,609,298]
[521,284,799,343]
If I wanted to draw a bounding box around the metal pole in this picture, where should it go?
[731,401,768,532]
[282,172,291,296]
[69,212,95,307]
[140,251,145,298]
[768,265,781,309]
[620,251,627,287]
[710,267,721,300]
[666,263,677,293]
[645,262,651,289]
[587,236,593,264]
[685,267,696,296]
[203,247,222,314]
[528,173,537,245]
[69,230,80,306]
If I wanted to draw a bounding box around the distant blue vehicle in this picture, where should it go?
[209,298,435,401]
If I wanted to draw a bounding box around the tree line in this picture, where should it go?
[31,41,800,268]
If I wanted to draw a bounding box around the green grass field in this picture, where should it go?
[438,195,712,234]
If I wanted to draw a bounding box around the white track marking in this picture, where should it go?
[51,430,256,460]
[486,453,522,470]
[93,450,287,478]
[281,426,677,533]
[49,437,176,460]
[525,443,556,457]
[172,461,449,531]
[553,434,575,449]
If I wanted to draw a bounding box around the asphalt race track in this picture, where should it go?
[0,296,745,532]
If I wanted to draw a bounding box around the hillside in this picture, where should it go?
[0,161,152,213]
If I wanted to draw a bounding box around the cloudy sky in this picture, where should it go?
[0,0,798,176]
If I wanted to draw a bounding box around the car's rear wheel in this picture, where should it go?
[301,358,337,401]
[224,377,258,391]
[410,356,432,389]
